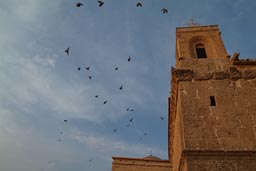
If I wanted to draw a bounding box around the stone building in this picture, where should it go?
[112,156,170,171]
[112,24,256,171]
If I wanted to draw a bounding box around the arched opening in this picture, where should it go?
[196,43,207,58]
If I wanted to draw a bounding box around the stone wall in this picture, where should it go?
[169,61,256,170]
[112,157,171,171]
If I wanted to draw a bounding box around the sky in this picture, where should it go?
[0,0,256,171]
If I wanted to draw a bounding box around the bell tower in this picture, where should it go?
[169,25,256,171]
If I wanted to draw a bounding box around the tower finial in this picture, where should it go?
[185,17,200,26]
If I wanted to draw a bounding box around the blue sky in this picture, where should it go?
[0,0,256,171]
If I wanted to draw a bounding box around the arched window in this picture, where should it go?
[196,43,207,58]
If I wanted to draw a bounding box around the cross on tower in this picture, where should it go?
[186,17,200,26]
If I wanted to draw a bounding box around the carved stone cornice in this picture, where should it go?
[171,67,256,81]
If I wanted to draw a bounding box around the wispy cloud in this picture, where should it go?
[72,131,166,158]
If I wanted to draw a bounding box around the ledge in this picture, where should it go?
[171,67,256,81]
[233,60,256,65]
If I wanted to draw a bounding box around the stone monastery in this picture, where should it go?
[112,24,256,171]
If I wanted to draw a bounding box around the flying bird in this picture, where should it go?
[89,159,92,162]
[136,2,142,7]
[113,129,118,132]
[86,67,90,71]
[76,2,83,7]
[114,66,118,70]
[95,95,99,98]
[77,67,81,71]
[97,1,104,7]
[65,47,69,55]
[128,56,131,62]
[64,120,67,122]
[119,85,123,90]
[58,139,62,142]
[126,107,130,111]
[129,118,134,122]
[160,116,164,120]
[60,131,63,134]
[144,133,148,136]
[88,76,92,80]
[103,100,108,104]
[161,8,168,14]
[130,109,134,112]
[126,124,130,127]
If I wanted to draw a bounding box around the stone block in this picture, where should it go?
[213,71,230,79]
[243,70,256,79]
[229,67,242,79]
[194,72,212,80]
[172,68,193,81]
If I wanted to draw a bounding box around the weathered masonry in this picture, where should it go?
[169,25,256,171]
[112,156,171,171]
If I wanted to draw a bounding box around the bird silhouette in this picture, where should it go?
[136,2,142,7]
[113,129,118,132]
[126,107,134,112]
[88,76,92,80]
[126,124,130,127]
[58,139,62,142]
[60,131,64,134]
[129,118,134,122]
[77,67,81,71]
[119,85,123,90]
[161,8,168,14]
[97,1,104,7]
[65,47,69,55]
[95,95,99,98]
[128,56,131,62]
[144,133,148,136]
[103,100,108,104]
[114,66,118,70]
[160,116,164,120]
[89,159,92,162]
[76,2,83,7]
[64,120,67,122]
[86,67,90,71]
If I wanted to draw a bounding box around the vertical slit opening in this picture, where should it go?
[210,96,216,106]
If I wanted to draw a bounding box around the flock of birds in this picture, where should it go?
[63,45,165,135]
[41,1,168,170]
[75,1,168,14]
[60,0,168,150]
